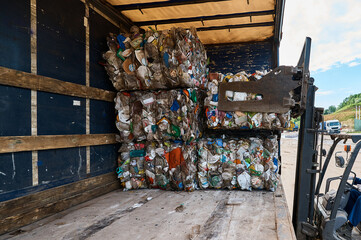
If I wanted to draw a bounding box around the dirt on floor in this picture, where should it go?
[281,132,361,216]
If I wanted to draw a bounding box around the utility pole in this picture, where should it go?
[356,105,358,120]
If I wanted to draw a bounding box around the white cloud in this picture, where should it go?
[348,62,361,67]
[279,0,361,72]
[316,90,334,96]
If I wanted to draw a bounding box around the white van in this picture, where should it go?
[325,120,341,134]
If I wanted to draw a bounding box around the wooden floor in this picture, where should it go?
[1,183,295,240]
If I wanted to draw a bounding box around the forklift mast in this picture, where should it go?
[291,38,325,239]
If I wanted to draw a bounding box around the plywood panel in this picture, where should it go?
[206,41,273,73]
[37,0,85,85]
[0,0,31,72]
[37,93,86,135]
[0,86,31,136]
[0,152,33,194]
[38,148,87,184]
[90,100,117,134]
[121,0,275,21]
[90,144,118,175]
[89,9,119,91]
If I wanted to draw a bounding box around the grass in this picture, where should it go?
[336,103,360,113]
[324,105,355,122]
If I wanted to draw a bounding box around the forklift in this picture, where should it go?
[291,40,361,239]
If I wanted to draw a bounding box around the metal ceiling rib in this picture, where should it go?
[196,21,274,32]
[133,10,275,26]
[112,0,229,11]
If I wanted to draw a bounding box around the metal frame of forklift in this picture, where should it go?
[291,37,361,238]
[315,135,361,239]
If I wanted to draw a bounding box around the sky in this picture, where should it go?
[279,0,361,109]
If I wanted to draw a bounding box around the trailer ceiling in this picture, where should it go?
[105,0,284,45]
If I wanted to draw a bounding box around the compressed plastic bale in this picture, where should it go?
[174,27,208,88]
[116,143,147,190]
[116,145,132,190]
[278,111,291,128]
[164,141,185,190]
[130,98,147,141]
[144,142,158,188]
[248,138,265,189]
[128,143,148,189]
[263,136,280,191]
[118,89,203,143]
[221,162,237,190]
[103,26,208,91]
[204,139,225,189]
[115,92,131,142]
[182,143,198,191]
[159,29,182,88]
[153,142,171,190]
[197,140,210,189]
[222,140,239,190]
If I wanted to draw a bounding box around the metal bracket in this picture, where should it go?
[217,66,302,113]
[217,38,312,118]
[301,222,319,237]
[307,169,320,174]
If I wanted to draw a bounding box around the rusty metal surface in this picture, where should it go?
[218,66,301,113]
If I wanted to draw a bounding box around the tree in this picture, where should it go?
[324,109,330,115]
[328,105,336,113]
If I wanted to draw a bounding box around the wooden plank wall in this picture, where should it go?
[0,0,126,235]
[0,172,120,235]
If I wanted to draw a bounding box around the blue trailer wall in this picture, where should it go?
[89,8,119,176]
[206,41,273,73]
[0,0,119,202]
[0,0,33,196]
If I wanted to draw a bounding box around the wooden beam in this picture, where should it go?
[0,134,117,154]
[0,172,120,235]
[0,66,116,102]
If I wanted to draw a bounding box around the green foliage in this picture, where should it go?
[337,93,361,110]
[324,109,330,115]
[328,105,336,113]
